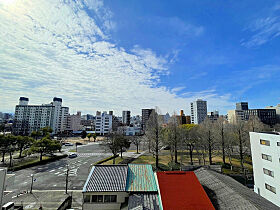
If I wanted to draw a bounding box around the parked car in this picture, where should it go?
[76,142,83,145]
[64,142,74,146]
[68,153,77,158]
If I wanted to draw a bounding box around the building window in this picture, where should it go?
[92,195,103,203]
[263,168,274,177]
[84,195,90,203]
[277,142,280,146]
[262,154,272,162]
[104,195,117,203]
[265,183,276,194]
[260,139,270,146]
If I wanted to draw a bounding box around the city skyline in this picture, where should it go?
[1,0,280,115]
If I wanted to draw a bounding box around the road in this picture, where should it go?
[6,142,112,194]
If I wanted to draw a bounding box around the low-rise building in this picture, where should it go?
[82,164,159,210]
[66,111,82,132]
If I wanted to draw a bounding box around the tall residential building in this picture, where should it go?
[13,97,69,135]
[95,111,112,135]
[66,111,82,132]
[141,109,154,129]
[250,132,280,207]
[122,111,131,126]
[190,99,207,124]
[228,102,276,126]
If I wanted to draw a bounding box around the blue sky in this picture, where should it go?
[1,0,280,115]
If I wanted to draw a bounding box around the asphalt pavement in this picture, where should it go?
[6,142,111,195]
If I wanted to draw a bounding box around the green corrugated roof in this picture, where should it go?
[126,164,158,192]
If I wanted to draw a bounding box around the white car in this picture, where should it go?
[64,142,74,146]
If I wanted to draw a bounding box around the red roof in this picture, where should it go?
[157,171,215,210]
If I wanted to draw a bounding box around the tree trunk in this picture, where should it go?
[2,152,5,163]
[221,127,226,165]
[174,139,178,163]
[19,147,23,158]
[120,148,123,158]
[155,128,159,169]
[208,131,212,165]
[9,152,12,167]
[113,157,116,164]
[40,152,43,161]
[189,144,193,165]
[136,144,139,154]
[238,129,244,172]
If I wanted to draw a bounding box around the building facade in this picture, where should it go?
[141,109,154,129]
[191,99,207,124]
[122,111,131,126]
[266,104,280,123]
[95,111,112,135]
[66,111,82,132]
[228,102,276,126]
[13,97,69,135]
[207,111,219,122]
[250,132,280,207]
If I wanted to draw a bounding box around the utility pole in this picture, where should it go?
[30,174,34,194]
[65,164,69,194]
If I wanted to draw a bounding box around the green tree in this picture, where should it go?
[0,135,10,163]
[92,133,97,142]
[5,135,17,167]
[31,130,41,140]
[31,137,61,161]
[17,136,34,158]
[87,133,93,141]
[40,127,53,137]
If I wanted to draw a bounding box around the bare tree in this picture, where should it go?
[131,135,142,154]
[246,115,266,132]
[199,118,215,165]
[145,108,163,169]
[168,113,179,163]
[213,117,228,165]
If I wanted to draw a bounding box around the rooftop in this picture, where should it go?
[194,167,279,210]
[83,165,128,192]
[157,171,214,210]
[126,164,158,192]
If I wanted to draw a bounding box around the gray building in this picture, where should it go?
[122,111,131,126]
[141,109,154,129]
[191,99,207,124]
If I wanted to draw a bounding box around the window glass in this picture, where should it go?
[97,195,103,202]
[277,142,280,146]
[265,183,276,194]
[263,168,274,177]
[104,195,110,203]
[84,195,90,203]
[260,139,270,146]
[92,195,97,202]
[262,154,272,162]
[111,195,117,202]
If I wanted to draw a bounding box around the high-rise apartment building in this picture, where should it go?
[13,97,69,135]
[95,111,112,135]
[207,110,219,122]
[250,132,280,207]
[122,111,131,126]
[190,99,207,124]
[141,109,154,129]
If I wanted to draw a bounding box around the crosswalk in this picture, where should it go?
[76,153,112,157]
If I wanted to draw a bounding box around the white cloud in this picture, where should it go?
[0,0,232,115]
[241,4,280,48]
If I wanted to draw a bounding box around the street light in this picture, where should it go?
[65,164,69,194]
[30,174,34,194]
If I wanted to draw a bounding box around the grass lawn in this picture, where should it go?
[102,156,129,165]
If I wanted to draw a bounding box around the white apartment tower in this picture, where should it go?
[95,111,112,135]
[190,99,207,124]
[13,97,69,135]
[250,132,280,207]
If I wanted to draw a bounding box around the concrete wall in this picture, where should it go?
[250,132,280,207]
[82,192,128,210]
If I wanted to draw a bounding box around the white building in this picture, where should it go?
[13,97,69,135]
[250,132,280,207]
[66,111,82,132]
[190,99,207,124]
[95,111,112,135]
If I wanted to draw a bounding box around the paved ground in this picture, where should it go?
[5,142,111,207]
